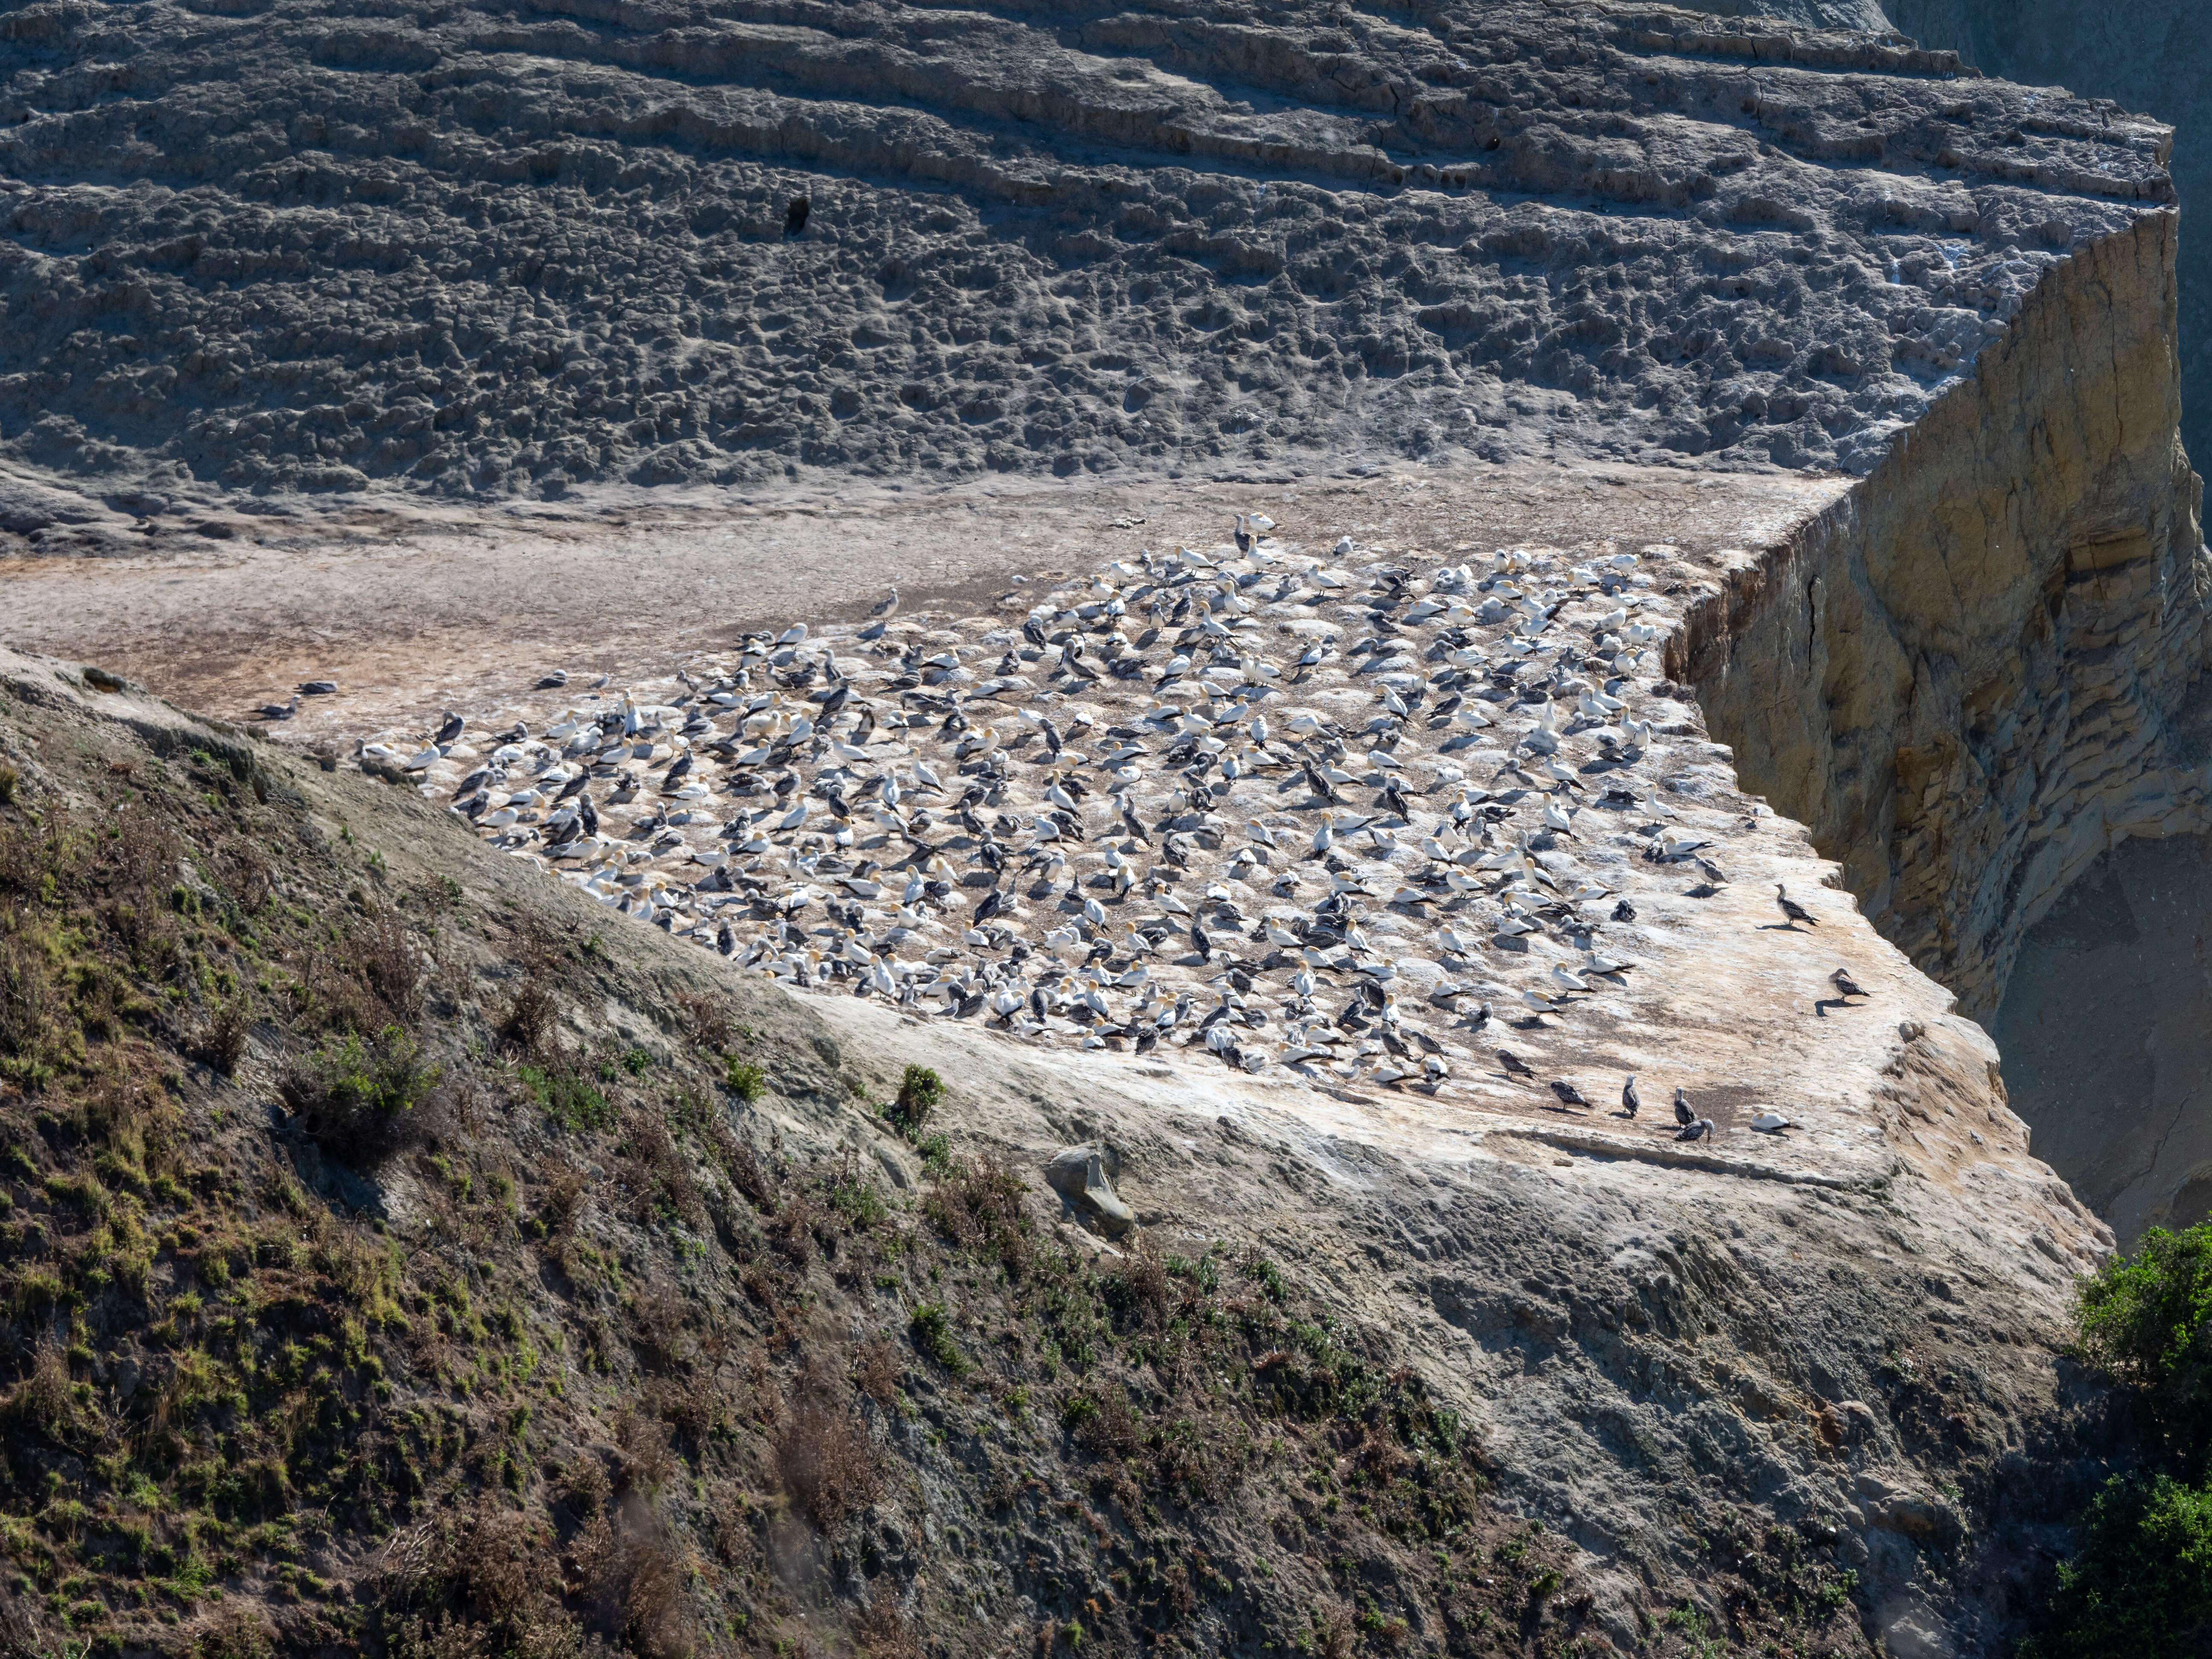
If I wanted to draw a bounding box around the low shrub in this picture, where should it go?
[888,1065,943,1138]
[193,1001,250,1076]
[2024,1474,2212,1659]
[776,1393,882,1531]
[499,979,556,1054]
[2077,1222,2212,1457]
[281,1025,441,1165]
[725,1058,765,1103]
[521,1064,612,1132]
[2032,1222,2212,1656]
[910,1301,966,1376]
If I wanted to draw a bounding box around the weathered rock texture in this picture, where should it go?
[1675,205,2212,1025]
[1880,0,2212,478]
[1681,0,1894,31]
[0,0,2176,509]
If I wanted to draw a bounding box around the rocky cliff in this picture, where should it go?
[0,630,2124,1659]
[1671,185,2212,1247]
[1878,0,2212,488]
[1676,204,2212,1022]
[0,0,2175,511]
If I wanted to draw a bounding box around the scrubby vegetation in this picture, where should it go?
[0,675,1850,1657]
[2025,1223,2212,1658]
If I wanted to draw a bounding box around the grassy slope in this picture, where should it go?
[0,657,1865,1659]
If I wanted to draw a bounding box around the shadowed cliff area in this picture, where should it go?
[1994,835,2212,1248]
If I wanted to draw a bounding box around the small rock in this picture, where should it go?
[1040,1144,1135,1238]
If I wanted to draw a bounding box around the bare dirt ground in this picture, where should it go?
[0,459,1843,748]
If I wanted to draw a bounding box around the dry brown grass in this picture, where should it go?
[1106,1240,1170,1331]
[499,979,557,1055]
[450,1503,560,1628]
[768,1192,820,1265]
[0,924,56,1068]
[776,1368,882,1532]
[192,1000,250,1075]
[574,1501,692,1659]
[1068,1390,1138,1460]
[6,1338,73,1436]
[623,1109,704,1230]
[853,1339,902,1411]
[713,1124,776,1210]
[1315,1602,1357,1659]
[189,1602,278,1659]
[627,1281,688,1371]
[854,1583,921,1659]
[923,1152,1033,1277]
[675,990,734,1052]
[349,908,424,1022]
[215,834,274,913]
[536,1166,588,1265]
[615,1407,678,1494]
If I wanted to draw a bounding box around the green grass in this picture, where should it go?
[888,1064,943,1139]
[725,1057,765,1103]
[518,1064,612,1132]
[910,1301,967,1377]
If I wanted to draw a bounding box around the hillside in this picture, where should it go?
[0,648,1658,1657]
[0,611,2121,1659]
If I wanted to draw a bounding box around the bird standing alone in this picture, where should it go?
[1774,885,1817,928]
[1830,968,1868,999]
[1621,1075,1641,1118]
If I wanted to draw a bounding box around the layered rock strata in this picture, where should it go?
[1882,0,2212,478]
[0,0,2175,507]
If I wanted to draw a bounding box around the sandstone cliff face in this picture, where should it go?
[1676,205,2212,1023]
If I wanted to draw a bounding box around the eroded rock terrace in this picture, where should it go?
[0,0,2175,507]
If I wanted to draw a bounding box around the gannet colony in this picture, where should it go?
[337,521,1909,1174]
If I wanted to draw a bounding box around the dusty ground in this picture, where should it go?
[0,459,1842,744]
